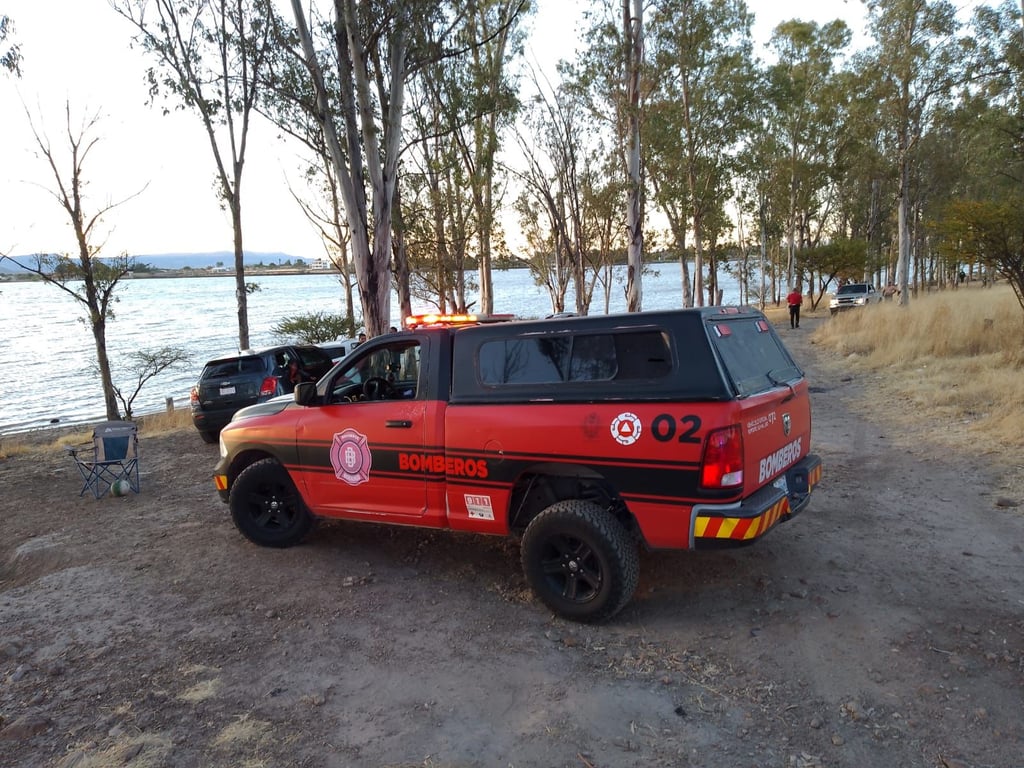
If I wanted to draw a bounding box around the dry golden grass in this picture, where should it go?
[0,407,193,459]
[137,406,193,436]
[812,284,1024,485]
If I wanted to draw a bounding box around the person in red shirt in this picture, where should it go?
[786,287,803,329]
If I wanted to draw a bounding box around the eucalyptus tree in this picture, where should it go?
[1,14,21,76]
[287,0,528,336]
[928,1,1024,312]
[861,0,965,305]
[622,0,644,311]
[113,0,276,350]
[734,115,786,308]
[646,0,757,307]
[257,27,358,330]
[828,63,894,285]
[404,71,477,314]
[569,0,645,311]
[765,18,852,292]
[455,0,526,315]
[403,0,526,314]
[511,80,593,315]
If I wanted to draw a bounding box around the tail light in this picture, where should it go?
[700,425,744,490]
[259,377,279,397]
[189,386,199,405]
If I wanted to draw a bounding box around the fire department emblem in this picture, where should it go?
[782,413,792,436]
[331,428,372,486]
[611,412,642,446]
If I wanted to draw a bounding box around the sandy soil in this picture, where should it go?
[1,314,1022,768]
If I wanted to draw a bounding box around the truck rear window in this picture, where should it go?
[708,319,802,396]
[478,331,671,385]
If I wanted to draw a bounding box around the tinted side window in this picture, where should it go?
[479,337,569,384]
[327,340,421,401]
[479,331,671,385]
[203,358,264,379]
[296,347,333,368]
[709,319,801,396]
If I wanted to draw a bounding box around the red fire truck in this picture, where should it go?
[214,309,822,622]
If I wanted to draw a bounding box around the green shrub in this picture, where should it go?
[273,312,357,344]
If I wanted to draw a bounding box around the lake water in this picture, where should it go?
[0,263,741,434]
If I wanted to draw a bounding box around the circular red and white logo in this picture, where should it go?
[331,428,372,485]
[610,412,642,446]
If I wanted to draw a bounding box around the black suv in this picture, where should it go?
[190,345,334,443]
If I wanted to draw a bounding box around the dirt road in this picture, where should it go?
[1,315,1022,768]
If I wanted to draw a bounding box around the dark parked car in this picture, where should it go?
[190,345,334,443]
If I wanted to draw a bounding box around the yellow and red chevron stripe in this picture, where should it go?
[695,496,791,542]
[808,462,822,487]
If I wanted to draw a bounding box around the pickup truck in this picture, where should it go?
[213,309,822,622]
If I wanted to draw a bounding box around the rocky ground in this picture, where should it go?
[1,314,1022,768]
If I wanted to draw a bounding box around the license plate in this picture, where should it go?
[219,386,236,396]
[773,475,788,494]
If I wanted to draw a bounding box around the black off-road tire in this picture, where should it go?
[521,500,639,623]
[197,429,219,445]
[229,458,314,548]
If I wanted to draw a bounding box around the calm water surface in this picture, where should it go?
[0,264,740,434]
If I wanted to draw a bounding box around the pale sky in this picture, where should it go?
[1,0,869,260]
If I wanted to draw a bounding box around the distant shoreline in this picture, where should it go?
[0,268,328,282]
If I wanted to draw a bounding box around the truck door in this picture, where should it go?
[296,338,431,519]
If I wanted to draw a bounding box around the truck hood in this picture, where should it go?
[231,394,293,422]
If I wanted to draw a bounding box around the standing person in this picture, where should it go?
[786,286,803,329]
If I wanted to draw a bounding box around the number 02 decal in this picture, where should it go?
[651,414,703,444]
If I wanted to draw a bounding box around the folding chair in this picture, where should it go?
[65,421,140,499]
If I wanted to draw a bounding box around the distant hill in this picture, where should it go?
[0,251,313,274]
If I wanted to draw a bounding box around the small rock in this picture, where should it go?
[0,642,22,661]
[994,497,1019,508]
[0,714,51,740]
[809,716,824,729]
[9,664,29,682]
[830,733,845,746]
[841,700,865,721]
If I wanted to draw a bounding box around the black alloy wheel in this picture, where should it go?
[229,458,314,548]
[521,499,639,623]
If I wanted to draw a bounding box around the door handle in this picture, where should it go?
[385,420,413,428]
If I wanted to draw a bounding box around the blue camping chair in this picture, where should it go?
[65,421,140,499]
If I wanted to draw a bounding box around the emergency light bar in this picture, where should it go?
[404,313,516,329]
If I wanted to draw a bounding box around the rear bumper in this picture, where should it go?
[191,408,236,435]
[691,454,822,548]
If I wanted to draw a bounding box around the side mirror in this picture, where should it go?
[293,381,317,406]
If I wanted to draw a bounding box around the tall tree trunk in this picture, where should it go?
[623,0,644,312]
[231,193,250,349]
[896,146,911,306]
[392,182,411,324]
